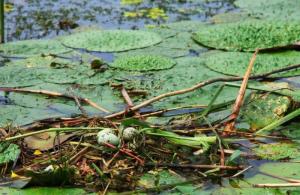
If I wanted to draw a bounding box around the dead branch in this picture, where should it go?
[0,88,110,113]
[105,63,300,119]
[224,49,259,133]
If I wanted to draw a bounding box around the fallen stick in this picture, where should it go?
[224,49,258,133]
[253,183,300,188]
[105,63,300,119]
[0,88,110,113]
[145,163,244,170]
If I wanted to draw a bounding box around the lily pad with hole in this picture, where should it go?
[110,55,176,71]
[193,20,300,51]
[59,30,162,52]
[0,39,70,57]
[201,51,300,77]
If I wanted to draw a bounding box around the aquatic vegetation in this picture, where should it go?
[120,0,143,5]
[254,143,300,160]
[0,39,70,57]
[110,54,176,71]
[241,93,291,130]
[193,20,300,51]
[201,51,300,77]
[59,30,162,52]
[235,0,300,20]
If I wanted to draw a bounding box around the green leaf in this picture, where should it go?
[0,143,20,164]
[59,30,162,52]
[110,55,176,71]
[193,20,300,51]
[0,39,70,57]
[202,51,300,77]
[235,0,300,20]
[0,187,91,195]
[241,93,291,130]
[253,143,300,160]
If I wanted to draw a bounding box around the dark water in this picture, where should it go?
[5,0,236,41]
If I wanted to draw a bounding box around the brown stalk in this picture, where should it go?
[104,62,300,119]
[224,49,259,134]
[253,183,300,188]
[145,163,245,170]
[121,87,142,118]
[0,88,110,113]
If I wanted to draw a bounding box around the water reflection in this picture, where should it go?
[5,0,235,41]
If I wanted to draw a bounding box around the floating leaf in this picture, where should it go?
[210,12,254,24]
[193,20,300,51]
[202,51,300,77]
[241,93,291,130]
[0,187,90,195]
[110,55,176,71]
[235,0,300,20]
[0,143,20,164]
[59,30,162,52]
[0,39,70,57]
[254,143,300,160]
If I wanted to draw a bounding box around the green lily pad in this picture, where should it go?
[59,30,162,52]
[235,0,300,20]
[0,39,70,57]
[111,57,241,110]
[0,143,20,164]
[201,51,300,77]
[193,20,300,51]
[210,12,254,24]
[253,143,300,160]
[241,93,291,130]
[158,20,207,33]
[0,187,90,195]
[281,123,300,142]
[110,55,176,71]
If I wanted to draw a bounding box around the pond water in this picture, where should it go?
[5,0,236,41]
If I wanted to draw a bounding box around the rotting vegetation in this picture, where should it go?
[1,0,300,194]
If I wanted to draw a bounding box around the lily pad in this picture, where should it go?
[59,30,162,52]
[201,51,300,77]
[0,143,20,164]
[0,187,90,195]
[193,20,300,51]
[210,12,254,24]
[235,0,300,20]
[253,143,300,160]
[110,55,176,71]
[0,39,70,57]
[241,93,291,130]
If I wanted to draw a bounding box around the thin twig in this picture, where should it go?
[0,88,110,113]
[145,163,244,170]
[253,183,300,188]
[259,171,300,183]
[3,127,103,142]
[121,87,142,118]
[231,166,253,178]
[105,62,300,119]
[224,49,259,133]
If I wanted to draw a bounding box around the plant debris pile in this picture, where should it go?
[1,0,300,194]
